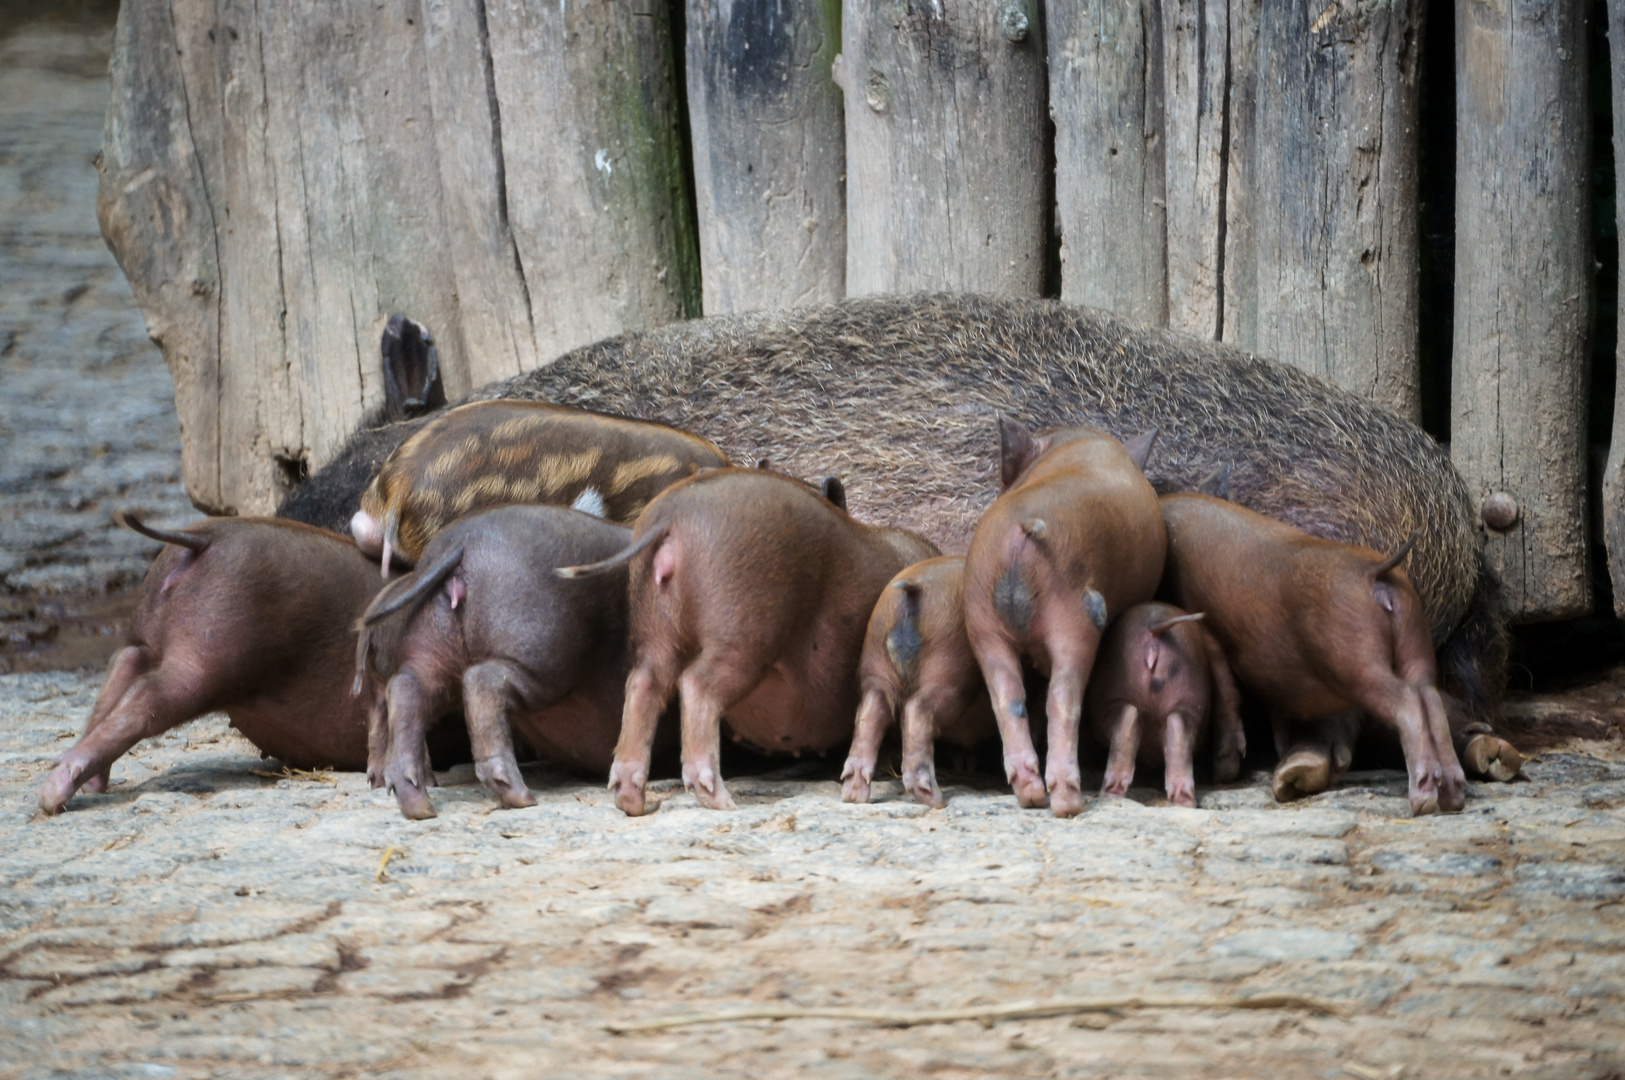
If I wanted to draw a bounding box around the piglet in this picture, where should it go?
[1159,492,1466,815]
[558,467,937,816]
[355,504,638,820]
[351,400,728,574]
[841,556,995,808]
[1083,603,1245,807]
[964,419,1167,817]
[39,514,396,814]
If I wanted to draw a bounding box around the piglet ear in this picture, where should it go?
[381,314,447,421]
[998,415,1041,489]
[1121,427,1159,471]
[820,476,848,512]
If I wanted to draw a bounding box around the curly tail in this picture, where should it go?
[1370,530,1421,579]
[1436,549,1510,733]
[555,523,669,579]
[115,510,209,554]
[351,543,465,695]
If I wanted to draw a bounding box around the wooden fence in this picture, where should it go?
[98,0,1610,624]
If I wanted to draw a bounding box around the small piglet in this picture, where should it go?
[964,419,1166,817]
[355,505,636,820]
[1083,603,1245,807]
[559,467,938,816]
[39,514,391,814]
[352,400,728,572]
[1159,492,1465,815]
[841,556,994,808]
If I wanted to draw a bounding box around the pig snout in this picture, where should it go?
[351,510,384,557]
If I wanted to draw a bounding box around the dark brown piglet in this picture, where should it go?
[351,400,728,573]
[39,514,397,814]
[1084,603,1245,807]
[841,556,994,808]
[964,419,1167,818]
[1159,492,1465,816]
[559,468,937,816]
[355,504,638,820]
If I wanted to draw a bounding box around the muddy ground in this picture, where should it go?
[3,7,1625,1080]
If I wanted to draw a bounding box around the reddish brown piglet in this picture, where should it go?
[964,419,1167,818]
[38,514,409,814]
[558,468,937,816]
[1158,492,1466,816]
[356,505,638,820]
[841,556,995,808]
[1084,603,1245,807]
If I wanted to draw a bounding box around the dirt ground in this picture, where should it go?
[3,8,1625,1080]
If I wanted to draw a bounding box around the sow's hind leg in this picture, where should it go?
[463,660,539,811]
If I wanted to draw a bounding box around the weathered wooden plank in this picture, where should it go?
[838,0,1047,296]
[1606,0,1625,617]
[686,0,845,313]
[1047,0,1166,325]
[1160,0,1220,337]
[1217,0,1260,349]
[1242,0,1423,420]
[1452,0,1592,619]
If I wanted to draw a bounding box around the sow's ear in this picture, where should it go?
[1197,463,1231,500]
[998,415,1043,490]
[381,314,447,422]
[820,476,848,512]
[1121,427,1159,471]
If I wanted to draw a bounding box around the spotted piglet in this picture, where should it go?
[1083,603,1245,807]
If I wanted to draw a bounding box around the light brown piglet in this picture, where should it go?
[964,420,1167,818]
[1083,602,1245,807]
[841,556,995,808]
[559,468,937,816]
[1159,492,1466,815]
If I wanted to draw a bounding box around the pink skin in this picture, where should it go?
[1085,603,1244,808]
[351,509,384,558]
[964,421,1167,818]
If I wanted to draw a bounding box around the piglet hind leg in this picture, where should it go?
[899,695,948,809]
[611,657,678,817]
[1043,665,1088,818]
[1373,681,1444,816]
[980,645,1046,808]
[841,688,893,804]
[39,647,172,814]
[1421,684,1466,812]
[677,659,745,811]
[463,662,539,810]
[1163,712,1197,808]
[1100,704,1140,799]
[383,672,439,820]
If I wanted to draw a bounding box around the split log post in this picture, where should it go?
[1452,0,1592,620]
[1047,0,1167,326]
[98,0,695,517]
[685,0,846,312]
[1159,0,1218,337]
[1607,0,1625,616]
[837,0,1048,296]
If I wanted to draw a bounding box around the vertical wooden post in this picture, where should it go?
[1453,0,1592,620]
[1160,0,1220,338]
[1607,0,1625,617]
[686,0,845,313]
[838,0,1048,296]
[1243,0,1424,421]
[1048,0,1167,326]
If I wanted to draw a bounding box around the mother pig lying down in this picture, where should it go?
[280,293,1505,730]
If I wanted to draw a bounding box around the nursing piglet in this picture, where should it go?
[841,556,994,808]
[40,515,398,814]
[964,420,1166,818]
[559,468,937,816]
[1159,492,1465,815]
[1084,603,1245,807]
[355,505,636,820]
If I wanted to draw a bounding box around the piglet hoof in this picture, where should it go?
[82,769,110,795]
[1408,765,1441,817]
[608,760,649,817]
[1212,749,1242,785]
[1272,746,1332,803]
[1047,780,1085,819]
[37,761,83,815]
[392,780,438,821]
[683,760,736,811]
[1463,734,1525,783]
[1005,754,1047,809]
[839,759,873,804]
[1100,767,1133,800]
[1166,779,1197,809]
[1436,759,1467,814]
[901,758,946,809]
[475,759,537,810]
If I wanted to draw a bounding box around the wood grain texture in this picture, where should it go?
[686,0,845,313]
[838,0,1047,296]
[1160,0,1219,337]
[1452,0,1592,619]
[1048,0,1167,325]
[1608,0,1625,616]
[98,0,695,515]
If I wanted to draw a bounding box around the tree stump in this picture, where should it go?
[97,0,696,516]
[837,0,1048,296]
[686,0,845,313]
[1452,0,1592,620]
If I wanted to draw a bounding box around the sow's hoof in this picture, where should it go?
[1272,745,1332,803]
[1463,734,1525,782]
